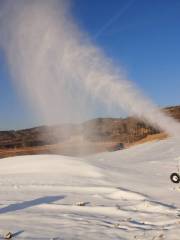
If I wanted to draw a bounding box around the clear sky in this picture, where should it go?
[0,0,180,130]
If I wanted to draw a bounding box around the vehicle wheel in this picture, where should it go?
[170,173,180,184]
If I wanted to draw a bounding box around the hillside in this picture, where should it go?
[0,105,179,158]
[0,138,180,239]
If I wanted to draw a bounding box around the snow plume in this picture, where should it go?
[0,0,180,136]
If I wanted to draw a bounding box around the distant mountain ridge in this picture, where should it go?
[0,105,179,157]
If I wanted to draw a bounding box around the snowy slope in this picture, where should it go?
[0,138,180,239]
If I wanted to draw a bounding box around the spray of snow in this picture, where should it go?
[0,0,180,136]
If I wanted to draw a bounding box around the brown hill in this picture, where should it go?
[0,105,179,158]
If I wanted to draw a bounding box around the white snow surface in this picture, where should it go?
[0,137,180,239]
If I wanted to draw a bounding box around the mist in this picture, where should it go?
[0,0,180,137]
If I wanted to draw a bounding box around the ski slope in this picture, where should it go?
[0,138,180,239]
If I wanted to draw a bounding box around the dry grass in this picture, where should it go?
[0,133,168,159]
[127,133,168,147]
[0,141,116,158]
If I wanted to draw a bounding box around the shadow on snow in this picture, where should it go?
[0,195,65,214]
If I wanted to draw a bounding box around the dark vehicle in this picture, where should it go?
[109,143,124,152]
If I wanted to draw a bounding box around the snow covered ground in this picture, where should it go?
[0,137,180,239]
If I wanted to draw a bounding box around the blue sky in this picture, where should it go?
[0,0,180,130]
